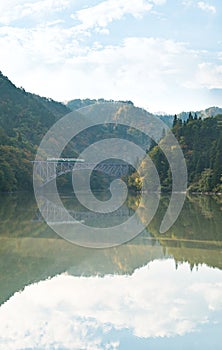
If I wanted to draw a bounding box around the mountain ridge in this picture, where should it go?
[67,97,222,122]
[1,70,222,192]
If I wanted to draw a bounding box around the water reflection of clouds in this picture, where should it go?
[0,260,222,350]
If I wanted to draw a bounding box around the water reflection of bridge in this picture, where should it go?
[33,160,130,186]
[34,198,134,224]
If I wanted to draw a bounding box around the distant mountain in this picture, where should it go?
[155,114,174,127]
[155,107,222,126]
[66,98,134,111]
[65,101,222,126]
[177,106,222,121]
[67,99,177,129]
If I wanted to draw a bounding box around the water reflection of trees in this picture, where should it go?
[147,194,222,243]
[0,193,163,305]
[0,193,222,305]
[128,192,222,242]
[128,192,222,270]
[0,193,55,238]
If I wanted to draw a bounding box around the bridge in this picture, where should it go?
[33,197,134,225]
[33,159,130,186]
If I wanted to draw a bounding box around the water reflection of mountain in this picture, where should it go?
[0,193,222,305]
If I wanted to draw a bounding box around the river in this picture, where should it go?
[0,192,221,350]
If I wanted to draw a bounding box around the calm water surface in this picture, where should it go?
[0,192,222,350]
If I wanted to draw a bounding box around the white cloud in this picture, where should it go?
[74,0,166,30]
[182,0,216,13]
[95,27,110,35]
[0,24,85,67]
[0,260,221,349]
[197,1,216,14]
[0,0,220,113]
[0,0,70,25]
[1,22,220,113]
[195,62,222,89]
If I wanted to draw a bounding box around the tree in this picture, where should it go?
[198,169,214,192]
[173,114,178,127]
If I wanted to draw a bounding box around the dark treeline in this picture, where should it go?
[173,113,222,192]
[129,112,222,192]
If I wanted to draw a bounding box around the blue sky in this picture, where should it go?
[0,0,222,113]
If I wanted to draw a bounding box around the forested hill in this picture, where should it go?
[172,114,222,192]
[0,73,150,192]
[0,72,70,145]
[67,98,134,111]
[130,113,222,193]
[0,72,70,191]
[1,70,222,193]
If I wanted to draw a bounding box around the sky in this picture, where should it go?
[0,0,222,114]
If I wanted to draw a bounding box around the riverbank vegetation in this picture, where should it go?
[128,113,222,193]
